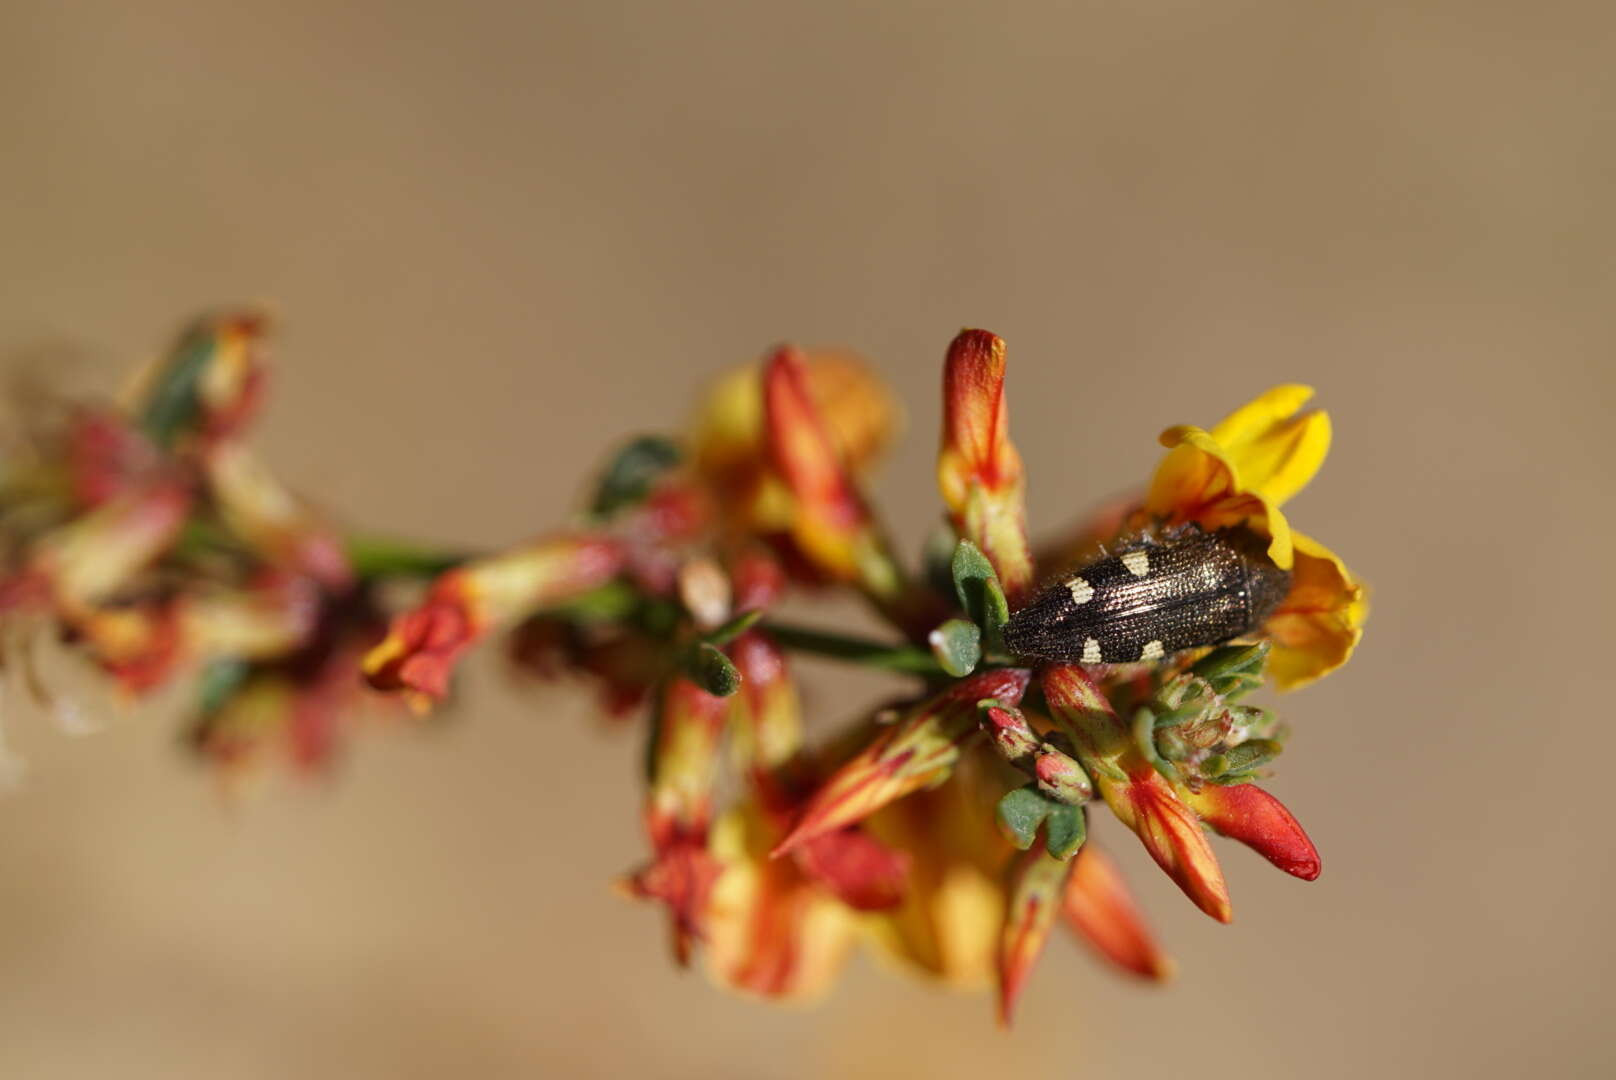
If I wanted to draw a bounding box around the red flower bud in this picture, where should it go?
[1184,782,1321,881]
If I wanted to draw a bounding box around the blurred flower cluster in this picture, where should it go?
[0,315,1365,1021]
[0,313,420,789]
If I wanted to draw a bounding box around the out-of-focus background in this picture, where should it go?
[2,2,1611,1077]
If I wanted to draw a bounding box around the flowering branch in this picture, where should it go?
[0,309,1366,1022]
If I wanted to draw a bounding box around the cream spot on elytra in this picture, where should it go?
[1066,577,1094,604]
[1122,550,1150,577]
[1140,639,1165,661]
[1081,637,1103,664]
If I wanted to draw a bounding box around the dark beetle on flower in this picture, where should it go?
[1003,525,1291,666]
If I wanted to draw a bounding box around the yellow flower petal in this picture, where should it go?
[859,777,1007,989]
[1210,384,1331,507]
[1143,427,1295,570]
[1264,529,1367,690]
[691,350,899,485]
[1209,384,1314,446]
[703,806,859,1002]
[1146,426,1239,515]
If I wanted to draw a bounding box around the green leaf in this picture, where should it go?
[929,618,982,677]
[996,785,1053,850]
[591,435,682,517]
[996,784,1089,859]
[197,658,250,715]
[1044,803,1088,860]
[1204,738,1284,780]
[950,539,1009,656]
[704,608,763,648]
[951,540,1009,631]
[137,321,214,448]
[682,642,742,697]
[1190,642,1270,698]
[1133,706,1179,782]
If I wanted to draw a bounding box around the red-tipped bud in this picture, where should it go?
[727,630,802,773]
[762,348,934,632]
[629,676,732,964]
[1184,782,1322,881]
[762,346,871,580]
[363,533,623,704]
[937,330,1033,604]
[1061,844,1174,981]
[205,443,352,588]
[772,668,1032,857]
[131,310,270,449]
[998,842,1074,1026]
[1040,664,1232,923]
[30,478,192,610]
[1120,773,1233,923]
[980,702,1043,769]
[361,596,474,704]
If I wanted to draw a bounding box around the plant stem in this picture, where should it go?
[761,620,949,677]
[346,534,470,580]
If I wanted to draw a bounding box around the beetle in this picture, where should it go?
[1002,525,1291,665]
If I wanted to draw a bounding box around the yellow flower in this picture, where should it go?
[703,801,861,1002]
[1136,385,1365,690]
[691,349,898,495]
[858,775,1007,990]
[690,348,898,544]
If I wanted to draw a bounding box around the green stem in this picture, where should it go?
[760,620,950,677]
[345,534,470,580]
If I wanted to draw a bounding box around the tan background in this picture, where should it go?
[2,1,1613,1077]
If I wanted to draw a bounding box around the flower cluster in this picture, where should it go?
[0,315,1365,1021]
[0,313,418,788]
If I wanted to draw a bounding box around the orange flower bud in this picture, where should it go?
[692,349,897,501]
[1040,664,1232,922]
[27,478,191,611]
[128,310,270,450]
[205,443,352,588]
[998,842,1073,1026]
[761,348,934,632]
[762,346,875,579]
[772,668,1031,857]
[1061,844,1173,980]
[626,676,731,964]
[937,330,1033,603]
[727,630,801,773]
[363,533,623,704]
[1182,781,1321,881]
[1117,772,1233,924]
